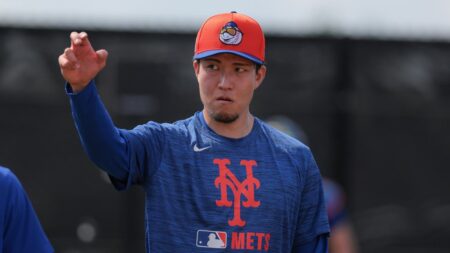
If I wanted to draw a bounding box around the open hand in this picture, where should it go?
[58,32,108,92]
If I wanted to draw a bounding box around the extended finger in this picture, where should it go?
[75,31,92,48]
[59,54,76,70]
[70,31,81,47]
[70,31,93,54]
[79,32,88,40]
[96,49,108,66]
[59,48,79,69]
[76,32,89,46]
[71,31,85,46]
[64,48,78,62]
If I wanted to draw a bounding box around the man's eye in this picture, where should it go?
[236,67,247,73]
[206,64,218,70]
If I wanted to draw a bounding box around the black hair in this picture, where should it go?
[255,63,262,73]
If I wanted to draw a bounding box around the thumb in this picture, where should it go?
[96,49,109,66]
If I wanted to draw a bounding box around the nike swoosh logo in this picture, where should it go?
[193,144,211,152]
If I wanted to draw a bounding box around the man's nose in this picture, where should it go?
[218,71,234,89]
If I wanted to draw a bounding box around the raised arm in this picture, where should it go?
[58,32,131,185]
[58,32,163,190]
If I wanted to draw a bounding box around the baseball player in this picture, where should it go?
[58,12,329,252]
[0,166,54,253]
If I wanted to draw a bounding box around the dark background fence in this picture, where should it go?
[1,28,450,253]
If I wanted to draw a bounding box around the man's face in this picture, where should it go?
[193,53,266,123]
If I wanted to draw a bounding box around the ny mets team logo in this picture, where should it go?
[214,159,260,227]
[219,21,243,45]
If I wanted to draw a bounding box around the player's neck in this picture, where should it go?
[203,110,254,139]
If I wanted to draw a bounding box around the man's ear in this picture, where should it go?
[255,65,267,89]
[193,60,200,76]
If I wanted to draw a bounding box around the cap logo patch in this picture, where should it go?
[219,21,243,45]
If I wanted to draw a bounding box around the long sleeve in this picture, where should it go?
[67,80,130,181]
[66,80,166,189]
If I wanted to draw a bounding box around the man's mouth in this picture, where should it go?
[217,96,233,102]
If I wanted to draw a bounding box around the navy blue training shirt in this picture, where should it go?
[68,80,329,252]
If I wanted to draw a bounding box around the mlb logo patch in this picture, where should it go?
[196,230,227,249]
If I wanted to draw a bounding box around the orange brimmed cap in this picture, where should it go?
[194,11,265,65]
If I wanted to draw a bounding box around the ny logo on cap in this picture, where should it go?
[219,21,243,45]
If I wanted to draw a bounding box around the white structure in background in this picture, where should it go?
[0,0,449,40]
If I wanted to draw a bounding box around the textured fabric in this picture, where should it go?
[68,80,329,252]
[0,166,53,253]
[294,234,328,253]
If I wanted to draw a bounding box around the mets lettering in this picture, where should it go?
[214,158,261,227]
[231,232,270,251]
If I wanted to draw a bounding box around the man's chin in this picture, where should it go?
[211,112,239,124]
